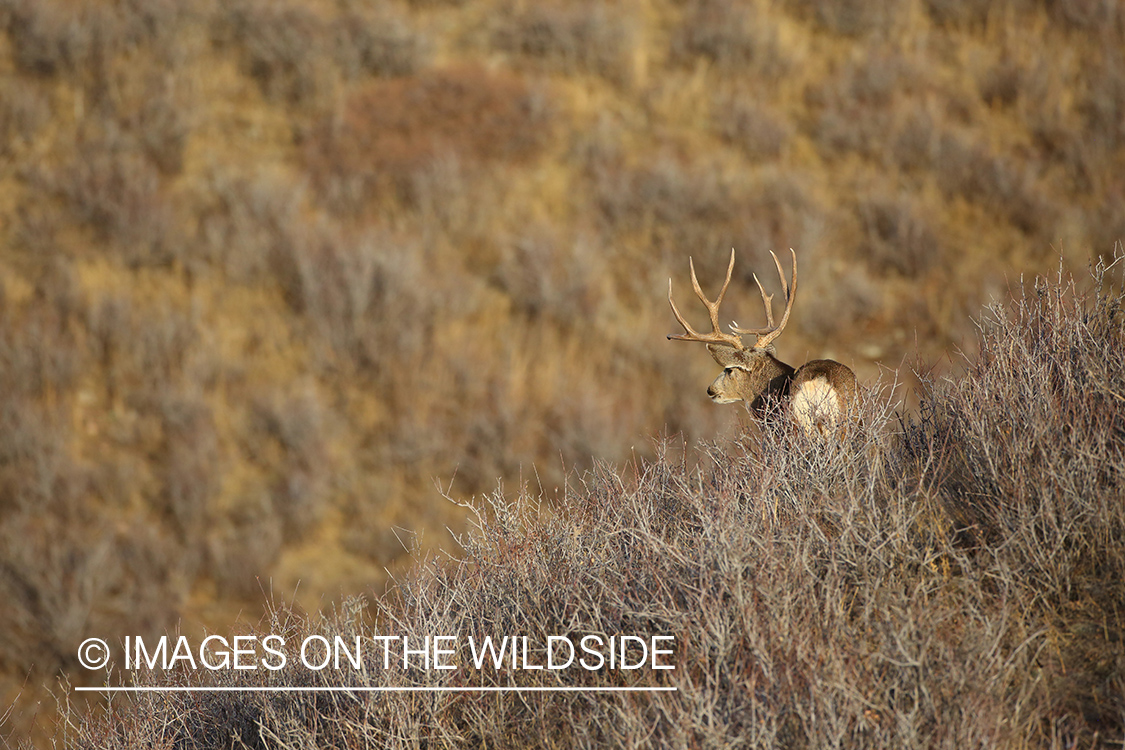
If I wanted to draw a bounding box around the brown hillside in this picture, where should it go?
[0,0,1122,743]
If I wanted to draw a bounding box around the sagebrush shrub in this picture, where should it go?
[58,254,1125,748]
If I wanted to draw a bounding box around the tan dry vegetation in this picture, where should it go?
[0,0,1122,744]
[57,258,1125,748]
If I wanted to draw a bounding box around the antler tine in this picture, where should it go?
[731,248,798,349]
[690,250,736,327]
[706,248,737,309]
[667,249,744,350]
[771,247,797,336]
[748,271,776,330]
[730,271,775,335]
[667,277,700,337]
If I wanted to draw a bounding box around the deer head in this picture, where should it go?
[667,249,799,412]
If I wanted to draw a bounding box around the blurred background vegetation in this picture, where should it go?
[0,0,1122,742]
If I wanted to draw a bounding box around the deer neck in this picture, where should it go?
[750,350,796,389]
[741,352,794,414]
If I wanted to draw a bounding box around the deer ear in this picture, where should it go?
[706,344,752,368]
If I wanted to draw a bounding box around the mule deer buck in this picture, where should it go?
[668,249,858,435]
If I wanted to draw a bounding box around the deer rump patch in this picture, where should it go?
[790,376,841,434]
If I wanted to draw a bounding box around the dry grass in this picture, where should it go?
[1,0,1124,745]
[50,255,1125,748]
[489,1,636,86]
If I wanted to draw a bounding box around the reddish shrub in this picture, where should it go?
[306,65,552,209]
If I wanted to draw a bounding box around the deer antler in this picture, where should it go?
[731,248,797,349]
[667,248,745,350]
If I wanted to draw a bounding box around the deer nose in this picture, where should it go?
[706,385,717,399]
